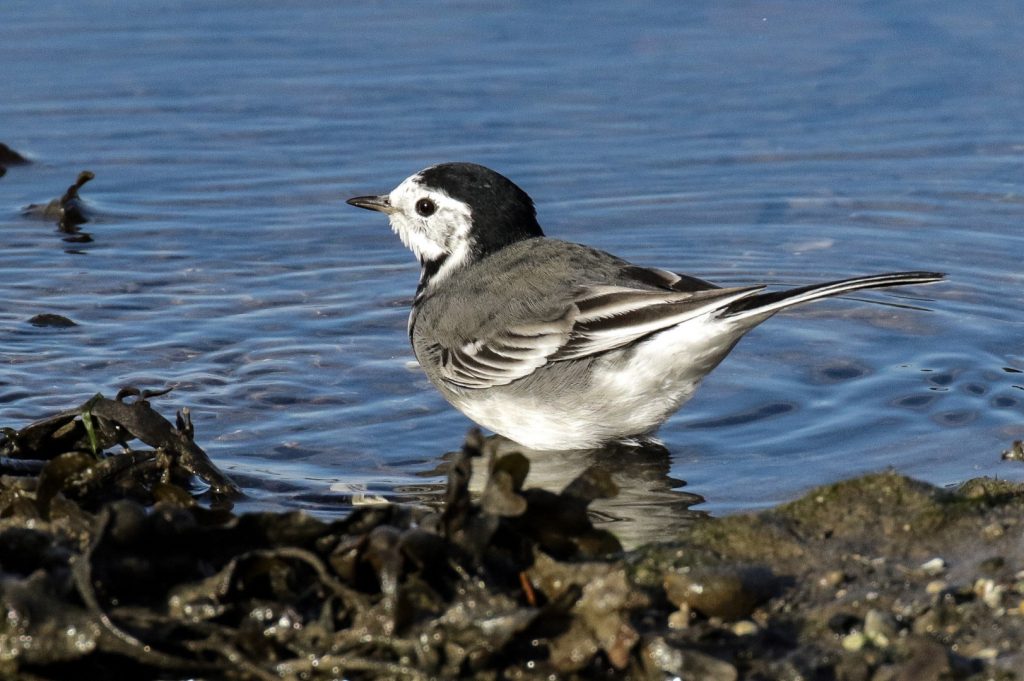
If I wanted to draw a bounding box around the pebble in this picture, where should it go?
[863,609,895,648]
[841,630,866,652]
[919,557,946,575]
[667,608,690,630]
[819,570,845,588]
[982,522,1004,539]
[973,578,1006,609]
[663,569,770,621]
[731,620,758,636]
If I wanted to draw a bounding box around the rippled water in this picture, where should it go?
[2,1,1022,543]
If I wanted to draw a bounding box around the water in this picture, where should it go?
[2,1,1022,543]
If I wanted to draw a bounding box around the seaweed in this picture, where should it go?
[22,170,95,240]
[2,396,1023,680]
[0,400,654,680]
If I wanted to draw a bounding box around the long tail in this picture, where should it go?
[722,271,944,321]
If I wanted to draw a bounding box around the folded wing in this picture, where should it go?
[435,281,763,389]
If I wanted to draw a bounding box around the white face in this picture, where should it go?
[387,173,474,267]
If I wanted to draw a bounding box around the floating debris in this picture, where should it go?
[1002,440,1024,462]
[0,388,238,498]
[22,170,95,238]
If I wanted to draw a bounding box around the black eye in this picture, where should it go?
[415,198,436,217]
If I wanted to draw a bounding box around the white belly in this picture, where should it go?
[450,314,743,450]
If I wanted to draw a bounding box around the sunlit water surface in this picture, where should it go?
[2,1,1022,545]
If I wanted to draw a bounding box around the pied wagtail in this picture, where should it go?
[348,163,943,451]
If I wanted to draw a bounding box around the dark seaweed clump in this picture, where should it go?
[0,394,667,680]
[2,393,1024,680]
[22,170,95,239]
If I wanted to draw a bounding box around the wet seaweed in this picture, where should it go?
[22,170,95,239]
[0,389,239,499]
[0,398,642,680]
[1,396,1023,680]
[1002,440,1024,462]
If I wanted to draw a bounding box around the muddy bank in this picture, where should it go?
[1,396,1022,680]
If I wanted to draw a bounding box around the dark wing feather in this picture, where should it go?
[433,272,762,389]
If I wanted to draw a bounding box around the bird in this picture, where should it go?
[347,163,943,451]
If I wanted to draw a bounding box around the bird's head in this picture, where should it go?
[347,163,544,290]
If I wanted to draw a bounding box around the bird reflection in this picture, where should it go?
[423,434,707,549]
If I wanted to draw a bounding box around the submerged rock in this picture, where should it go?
[27,313,77,328]
[0,142,30,166]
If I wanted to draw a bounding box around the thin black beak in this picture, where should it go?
[346,194,394,214]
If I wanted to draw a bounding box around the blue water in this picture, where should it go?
[2,1,1022,543]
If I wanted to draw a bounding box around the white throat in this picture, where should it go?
[416,239,472,297]
[390,218,446,263]
[386,173,477,294]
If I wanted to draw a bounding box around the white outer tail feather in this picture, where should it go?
[721,271,945,322]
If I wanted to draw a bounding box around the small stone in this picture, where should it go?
[731,620,758,636]
[925,580,948,595]
[973,578,1005,609]
[820,570,846,588]
[842,630,867,652]
[642,637,738,681]
[982,522,1005,539]
[918,557,945,576]
[663,567,774,621]
[667,607,690,630]
[863,609,895,648]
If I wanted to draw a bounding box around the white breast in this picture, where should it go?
[447,312,745,450]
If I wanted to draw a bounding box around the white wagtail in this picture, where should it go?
[348,163,943,451]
